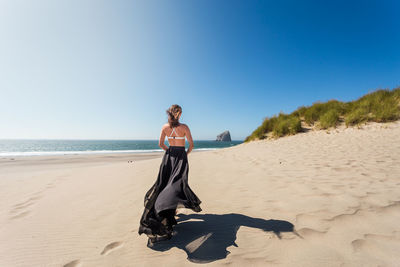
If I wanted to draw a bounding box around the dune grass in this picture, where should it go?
[272,113,302,137]
[320,110,340,129]
[244,87,400,142]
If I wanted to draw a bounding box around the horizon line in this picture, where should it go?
[0,138,244,141]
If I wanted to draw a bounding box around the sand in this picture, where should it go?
[1,122,400,267]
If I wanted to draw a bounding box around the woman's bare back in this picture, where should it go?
[158,123,194,154]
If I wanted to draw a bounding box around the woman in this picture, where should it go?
[138,104,202,243]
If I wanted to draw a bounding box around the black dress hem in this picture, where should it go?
[138,146,202,238]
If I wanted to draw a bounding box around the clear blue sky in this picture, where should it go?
[1,0,399,140]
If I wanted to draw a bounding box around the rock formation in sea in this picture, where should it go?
[216,131,231,141]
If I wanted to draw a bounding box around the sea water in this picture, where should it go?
[0,140,243,157]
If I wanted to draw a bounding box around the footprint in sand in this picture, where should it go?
[351,239,366,252]
[9,193,43,220]
[351,233,400,255]
[10,201,34,212]
[10,210,31,219]
[63,259,81,267]
[46,182,56,188]
[12,194,42,209]
[100,241,124,255]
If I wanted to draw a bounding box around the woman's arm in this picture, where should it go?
[185,125,194,155]
[158,126,168,151]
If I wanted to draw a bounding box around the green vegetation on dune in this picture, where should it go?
[320,109,340,129]
[272,113,302,137]
[244,87,400,142]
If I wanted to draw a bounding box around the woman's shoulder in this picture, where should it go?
[161,123,170,131]
[179,123,189,129]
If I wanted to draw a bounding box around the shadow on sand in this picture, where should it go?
[147,213,294,263]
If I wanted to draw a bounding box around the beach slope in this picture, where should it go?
[1,122,400,266]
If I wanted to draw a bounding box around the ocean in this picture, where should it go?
[0,140,243,157]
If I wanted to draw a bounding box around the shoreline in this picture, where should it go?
[0,152,162,174]
[0,147,219,158]
[0,148,216,174]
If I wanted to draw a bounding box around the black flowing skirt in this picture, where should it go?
[138,146,202,238]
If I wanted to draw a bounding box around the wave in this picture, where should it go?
[0,148,219,157]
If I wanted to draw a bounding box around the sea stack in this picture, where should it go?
[216,130,231,141]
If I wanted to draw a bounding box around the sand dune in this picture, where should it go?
[1,122,400,266]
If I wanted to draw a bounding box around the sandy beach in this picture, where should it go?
[1,122,400,267]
